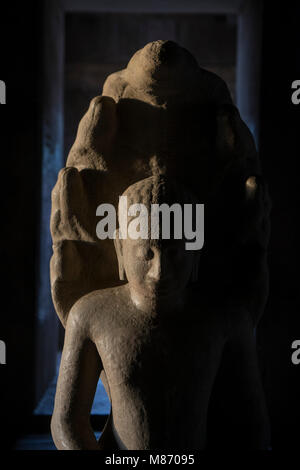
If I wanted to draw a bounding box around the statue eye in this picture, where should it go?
[145,249,154,261]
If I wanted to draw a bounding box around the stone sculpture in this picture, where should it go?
[50,40,271,449]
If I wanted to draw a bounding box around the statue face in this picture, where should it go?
[121,236,195,302]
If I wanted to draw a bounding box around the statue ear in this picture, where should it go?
[113,229,126,281]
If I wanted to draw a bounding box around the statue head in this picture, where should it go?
[114,176,201,311]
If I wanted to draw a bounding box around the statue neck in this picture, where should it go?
[128,286,187,315]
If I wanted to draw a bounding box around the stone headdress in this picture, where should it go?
[50,40,270,327]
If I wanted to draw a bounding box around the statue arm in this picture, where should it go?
[224,310,271,449]
[51,304,102,450]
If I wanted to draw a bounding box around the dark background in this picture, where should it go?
[0,0,299,451]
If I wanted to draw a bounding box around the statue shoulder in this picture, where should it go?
[67,285,128,338]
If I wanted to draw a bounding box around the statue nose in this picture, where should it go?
[147,250,168,282]
[147,257,161,281]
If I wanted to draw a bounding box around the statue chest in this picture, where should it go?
[96,310,227,390]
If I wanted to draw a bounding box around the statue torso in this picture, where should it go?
[89,285,229,450]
